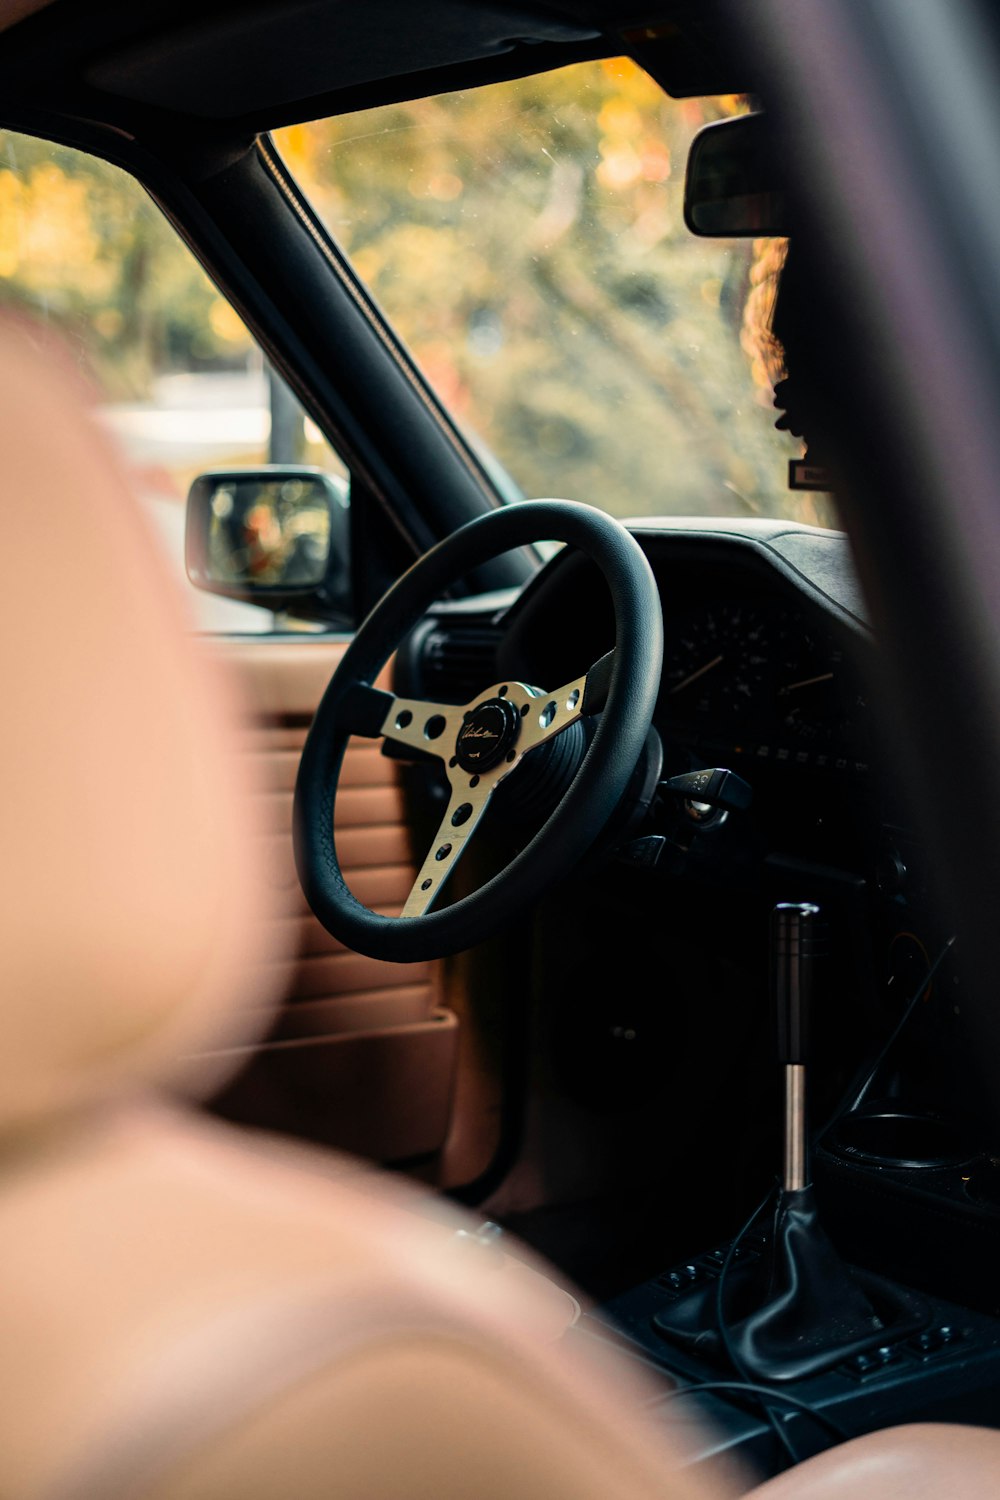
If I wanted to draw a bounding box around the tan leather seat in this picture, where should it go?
[747,1424,1000,1499]
[1,322,997,1499]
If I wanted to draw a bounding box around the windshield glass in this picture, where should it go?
[274,59,833,528]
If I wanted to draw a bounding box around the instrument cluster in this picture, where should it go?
[659,597,872,775]
[489,526,875,784]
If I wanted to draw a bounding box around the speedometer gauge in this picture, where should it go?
[775,631,846,741]
[662,600,868,763]
[662,601,792,722]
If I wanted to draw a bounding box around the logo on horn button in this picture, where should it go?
[455,697,521,772]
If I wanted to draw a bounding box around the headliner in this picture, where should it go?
[0,0,743,141]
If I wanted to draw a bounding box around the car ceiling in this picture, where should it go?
[0,0,746,140]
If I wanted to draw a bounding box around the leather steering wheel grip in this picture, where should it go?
[293,500,663,962]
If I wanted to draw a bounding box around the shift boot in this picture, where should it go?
[652,1184,927,1381]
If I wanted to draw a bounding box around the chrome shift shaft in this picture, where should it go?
[771,902,821,1193]
[783,1063,808,1191]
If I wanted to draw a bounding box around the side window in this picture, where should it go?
[0,130,347,631]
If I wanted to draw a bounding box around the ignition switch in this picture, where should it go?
[614,766,753,872]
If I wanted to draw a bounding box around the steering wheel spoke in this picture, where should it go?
[393,656,623,917]
[378,693,466,760]
[401,782,494,916]
[518,651,614,757]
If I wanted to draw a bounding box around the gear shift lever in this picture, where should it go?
[652,900,928,1379]
[772,902,821,1192]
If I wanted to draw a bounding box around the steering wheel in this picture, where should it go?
[294,500,663,963]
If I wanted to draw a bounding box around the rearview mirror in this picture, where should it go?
[185,467,350,622]
[685,113,787,237]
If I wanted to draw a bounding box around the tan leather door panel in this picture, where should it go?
[207,637,458,1165]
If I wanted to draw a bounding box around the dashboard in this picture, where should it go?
[490,517,876,774]
[398,516,894,900]
[395,516,979,1321]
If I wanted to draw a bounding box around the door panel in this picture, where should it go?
[208,637,458,1166]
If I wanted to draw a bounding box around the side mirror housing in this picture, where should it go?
[185,467,351,624]
[685,113,787,237]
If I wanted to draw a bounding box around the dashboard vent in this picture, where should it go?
[421,623,501,704]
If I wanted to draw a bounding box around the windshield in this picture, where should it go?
[274,59,833,529]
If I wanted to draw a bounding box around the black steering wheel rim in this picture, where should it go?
[294,500,663,962]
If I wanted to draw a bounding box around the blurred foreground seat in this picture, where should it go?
[0,324,997,1500]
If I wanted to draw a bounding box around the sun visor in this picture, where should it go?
[85,0,601,120]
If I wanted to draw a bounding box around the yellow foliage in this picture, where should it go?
[93,307,122,338]
[426,171,463,201]
[597,99,643,138]
[277,123,312,175]
[597,142,641,190]
[599,57,661,107]
[24,164,99,276]
[208,296,250,346]
[0,168,22,276]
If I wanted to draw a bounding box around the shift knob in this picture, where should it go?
[772,902,821,1065]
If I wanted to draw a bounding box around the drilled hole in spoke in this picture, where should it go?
[395,709,413,730]
[424,715,447,740]
[566,688,581,711]
[539,701,557,729]
[435,843,453,861]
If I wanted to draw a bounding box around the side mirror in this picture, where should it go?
[185,467,351,623]
[685,113,787,237]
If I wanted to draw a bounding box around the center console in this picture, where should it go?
[581,904,1000,1482]
[586,1224,1000,1478]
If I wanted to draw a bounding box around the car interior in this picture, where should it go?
[5,0,1000,1496]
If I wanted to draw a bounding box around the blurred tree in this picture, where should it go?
[278,59,828,524]
[0,59,833,527]
[0,131,254,399]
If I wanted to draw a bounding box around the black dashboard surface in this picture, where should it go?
[397,517,891,891]
[496,521,874,783]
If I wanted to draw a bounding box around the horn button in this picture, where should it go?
[455,696,522,773]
